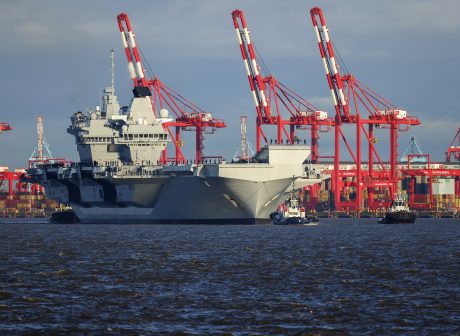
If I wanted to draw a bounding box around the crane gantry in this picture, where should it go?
[310,7,421,212]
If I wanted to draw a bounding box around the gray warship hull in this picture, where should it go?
[26,61,321,224]
[67,175,313,224]
[29,146,321,224]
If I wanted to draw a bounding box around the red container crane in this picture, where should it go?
[117,13,226,164]
[310,7,420,213]
[231,9,333,162]
[446,127,460,162]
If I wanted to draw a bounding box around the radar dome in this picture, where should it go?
[159,108,169,118]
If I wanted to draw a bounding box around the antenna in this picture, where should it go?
[30,116,53,163]
[37,115,44,161]
[240,115,248,161]
[111,49,115,93]
[400,136,426,162]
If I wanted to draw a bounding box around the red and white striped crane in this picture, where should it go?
[446,127,460,162]
[310,7,420,212]
[0,122,14,196]
[117,13,147,88]
[232,9,333,162]
[117,13,226,164]
[311,9,352,124]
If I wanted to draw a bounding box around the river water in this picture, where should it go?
[0,218,459,335]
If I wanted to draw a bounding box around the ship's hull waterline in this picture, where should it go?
[69,175,316,224]
[37,154,321,224]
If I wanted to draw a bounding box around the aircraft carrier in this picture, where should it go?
[26,83,321,224]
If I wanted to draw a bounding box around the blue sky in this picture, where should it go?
[0,0,459,168]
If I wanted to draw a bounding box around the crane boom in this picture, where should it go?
[310,7,351,122]
[231,9,334,157]
[232,10,271,120]
[117,13,148,87]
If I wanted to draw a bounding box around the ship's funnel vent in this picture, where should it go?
[133,86,152,97]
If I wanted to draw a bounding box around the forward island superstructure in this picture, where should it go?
[27,82,321,224]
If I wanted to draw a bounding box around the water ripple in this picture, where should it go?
[0,218,459,335]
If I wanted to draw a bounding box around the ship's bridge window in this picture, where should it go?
[149,134,153,138]
[154,134,158,139]
[128,134,133,140]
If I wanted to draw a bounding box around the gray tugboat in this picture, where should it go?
[379,193,417,224]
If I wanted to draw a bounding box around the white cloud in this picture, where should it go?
[16,22,54,47]
[324,0,460,34]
